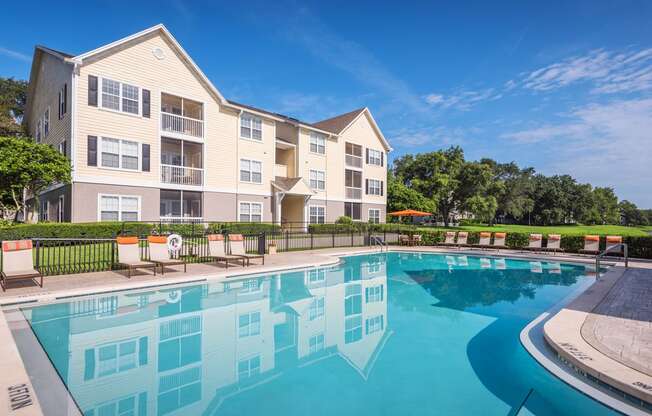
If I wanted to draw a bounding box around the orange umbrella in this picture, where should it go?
[388,209,432,217]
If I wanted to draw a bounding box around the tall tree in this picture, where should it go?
[619,200,647,226]
[0,136,71,221]
[590,187,620,224]
[386,170,435,215]
[0,77,28,136]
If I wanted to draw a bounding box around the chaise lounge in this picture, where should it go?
[1,240,43,291]
[229,234,265,265]
[206,234,246,268]
[147,236,187,274]
[116,236,157,278]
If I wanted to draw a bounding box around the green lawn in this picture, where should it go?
[417,223,652,237]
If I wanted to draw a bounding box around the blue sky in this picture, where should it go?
[2,1,651,207]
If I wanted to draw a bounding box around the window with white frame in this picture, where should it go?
[309,333,325,354]
[238,355,261,380]
[366,315,384,335]
[239,202,262,222]
[345,284,362,316]
[91,394,142,416]
[308,268,325,283]
[43,108,50,137]
[240,113,262,140]
[369,208,380,224]
[100,137,139,170]
[99,195,140,222]
[238,279,262,294]
[36,119,42,142]
[158,316,202,372]
[240,159,262,183]
[40,199,49,222]
[101,78,139,115]
[309,170,325,190]
[96,339,139,378]
[157,366,201,412]
[345,315,362,344]
[310,132,326,154]
[238,311,261,338]
[58,86,66,119]
[365,285,384,303]
[368,149,383,166]
[57,195,64,222]
[58,140,66,155]
[309,206,325,224]
[368,179,382,196]
[309,297,325,321]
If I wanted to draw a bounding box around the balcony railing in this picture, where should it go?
[346,186,362,199]
[345,154,362,168]
[161,112,204,138]
[275,164,288,178]
[161,164,203,186]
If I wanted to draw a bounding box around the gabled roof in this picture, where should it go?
[272,177,315,196]
[312,108,365,134]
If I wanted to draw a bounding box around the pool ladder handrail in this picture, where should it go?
[370,235,388,252]
[595,242,628,278]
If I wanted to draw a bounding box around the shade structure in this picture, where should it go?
[388,209,432,217]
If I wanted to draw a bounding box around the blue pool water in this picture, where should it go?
[22,252,618,415]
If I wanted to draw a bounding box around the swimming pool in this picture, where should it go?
[18,252,618,415]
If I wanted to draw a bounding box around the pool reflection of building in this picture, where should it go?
[26,257,389,416]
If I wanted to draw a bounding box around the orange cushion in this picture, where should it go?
[548,234,561,241]
[584,235,600,241]
[229,234,244,242]
[494,233,506,238]
[2,240,33,252]
[479,232,491,238]
[207,234,224,241]
[529,234,542,241]
[116,236,139,245]
[606,236,622,243]
[148,236,168,244]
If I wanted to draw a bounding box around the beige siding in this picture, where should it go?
[236,117,275,196]
[297,128,329,197]
[26,53,73,152]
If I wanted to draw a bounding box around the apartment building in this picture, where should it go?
[24,24,391,225]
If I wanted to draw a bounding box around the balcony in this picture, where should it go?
[345,154,362,168]
[161,164,203,186]
[345,142,363,168]
[346,187,362,199]
[275,164,288,178]
[160,93,204,139]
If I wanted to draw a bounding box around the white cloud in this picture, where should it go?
[423,88,501,111]
[501,98,652,207]
[521,48,652,94]
[0,46,31,62]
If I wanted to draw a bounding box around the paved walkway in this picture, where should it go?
[582,268,652,377]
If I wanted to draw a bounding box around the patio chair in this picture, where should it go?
[147,236,187,274]
[442,231,457,246]
[229,234,265,265]
[456,232,469,247]
[491,233,507,250]
[411,234,423,246]
[579,235,600,255]
[399,234,411,246]
[605,236,623,255]
[524,234,543,251]
[1,240,42,291]
[206,234,246,268]
[116,236,157,278]
[542,234,564,253]
[474,232,492,249]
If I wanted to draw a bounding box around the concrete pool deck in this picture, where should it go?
[1,246,651,415]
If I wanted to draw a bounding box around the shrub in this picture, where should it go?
[335,216,353,225]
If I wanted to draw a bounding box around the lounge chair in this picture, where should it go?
[442,231,457,247]
[579,235,600,255]
[456,232,469,247]
[147,236,187,274]
[474,232,492,249]
[491,232,507,250]
[605,236,623,255]
[525,234,543,252]
[542,234,564,253]
[411,234,423,246]
[399,234,411,246]
[206,234,246,268]
[116,236,157,278]
[1,240,42,291]
[229,234,265,265]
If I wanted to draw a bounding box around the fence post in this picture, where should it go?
[34,239,40,273]
[110,240,116,270]
[259,233,266,255]
[311,232,314,250]
[332,232,335,248]
[285,231,289,252]
[351,230,354,247]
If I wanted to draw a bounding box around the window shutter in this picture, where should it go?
[84,349,95,381]
[142,144,150,172]
[88,75,98,106]
[381,181,384,196]
[63,83,68,115]
[87,136,97,166]
[58,91,62,119]
[365,179,369,194]
[138,337,148,365]
[142,89,150,118]
[366,148,369,164]
[381,152,384,167]
[138,392,148,416]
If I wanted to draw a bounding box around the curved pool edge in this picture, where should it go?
[519,270,650,416]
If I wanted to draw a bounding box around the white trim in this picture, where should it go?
[239,158,263,184]
[309,169,326,191]
[239,113,263,142]
[368,208,381,224]
[97,193,142,222]
[99,136,142,171]
[339,108,392,152]
[238,201,263,222]
[99,77,142,117]
[308,205,326,224]
[309,132,326,156]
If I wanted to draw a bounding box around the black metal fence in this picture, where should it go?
[1,229,402,277]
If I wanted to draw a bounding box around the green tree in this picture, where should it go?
[0,136,71,221]
[619,200,647,226]
[0,78,28,136]
[590,187,620,224]
[386,171,435,215]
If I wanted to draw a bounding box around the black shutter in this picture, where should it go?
[138,337,148,365]
[63,83,68,115]
[87,136,97,166]
[381,152,384,167]
[88,75,98,106]
[84,349,95,381]
[365,179,369,194]
[142,144,150,172]
[366,148,369,164]
[58,91,62,119]
[142,89,150,118]
[381,181,384,196]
